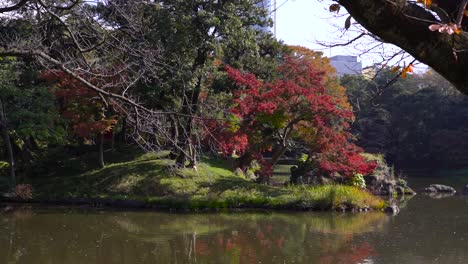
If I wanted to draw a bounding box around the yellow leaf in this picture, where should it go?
[401,71,407,78]
[391,66,400,73]
[455,27,462,34]
[465,10,468,17]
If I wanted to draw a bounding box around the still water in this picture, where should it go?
[2,184,468,263]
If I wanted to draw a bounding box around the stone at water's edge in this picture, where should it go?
[384,204,400,215]
[364,175,416,196]
[423,184,456,193]
[395,186,417,195]
[404,186,417,195]
[463,185,468,195]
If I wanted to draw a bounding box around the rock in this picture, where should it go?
[384,204,400,215]
[364,175,378,187]
[463,185,468,195]
[404,187,417,195]
[1,192,15,198]
[423,184,456,193]
[380,183,394,196]
[427,192,455,199]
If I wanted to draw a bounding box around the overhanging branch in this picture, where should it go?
[337,0,468,92]
[0,0,28,13]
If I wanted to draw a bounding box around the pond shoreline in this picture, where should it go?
[0,196,384,213]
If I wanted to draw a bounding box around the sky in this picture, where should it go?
[274,0,426,70]
[275,0,348,56]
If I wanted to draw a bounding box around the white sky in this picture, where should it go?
[275,0,426,70]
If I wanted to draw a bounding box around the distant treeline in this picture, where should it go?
[343,69,468,169]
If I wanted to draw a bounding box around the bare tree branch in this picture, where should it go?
[0,0,28,13]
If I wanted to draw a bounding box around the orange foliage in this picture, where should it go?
[288,45,352,111]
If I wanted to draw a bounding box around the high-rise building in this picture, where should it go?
[329,55,362,77]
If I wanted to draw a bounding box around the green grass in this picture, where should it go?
[271,164,293,185]
[27,146,385,211]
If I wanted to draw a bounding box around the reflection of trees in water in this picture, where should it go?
[108,211,389,263]
[0,206,391,264]
[372,196,468,263]
[318,241,375,264]
[5,202,468,263]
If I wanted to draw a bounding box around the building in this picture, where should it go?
[329,55,362,77]
[255,0,277,36]
[362,65,378,79]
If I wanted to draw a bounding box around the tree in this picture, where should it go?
[0,0,278,169]
[0,58,64,188]
[42,71,117,168]
[287,45,352,110]
[341,67,468,168]
[207,55,375,182]
[0,87,15,188]
[331,0,468,93]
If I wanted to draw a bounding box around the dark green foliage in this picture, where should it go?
[0,59,65,187]
[0,64,65,145]
[343,69,468,168]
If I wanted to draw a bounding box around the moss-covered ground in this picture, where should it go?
[23,146,385,211]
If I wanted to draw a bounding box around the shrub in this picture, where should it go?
[0,161,9,174]
[396,178,407,187]
[349,173,366,189]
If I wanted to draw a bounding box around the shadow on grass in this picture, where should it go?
[32,154,175,198]
[200,177,289,197]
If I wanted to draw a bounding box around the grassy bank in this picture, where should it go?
[19,146,385,211]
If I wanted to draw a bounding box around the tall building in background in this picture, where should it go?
[329,55,362,77]
[256,0,277,37]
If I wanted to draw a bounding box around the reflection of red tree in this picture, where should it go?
[319,241,375,264]
[192,223,287,264]
[195,240,211,256]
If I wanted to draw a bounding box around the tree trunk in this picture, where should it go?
[111,132,115,152]
[0,98,15,187]
[270,143,289,167]
[174,43,208,168]
[119,117,127,144]
[99,133,105,168]
[175,77,203,168]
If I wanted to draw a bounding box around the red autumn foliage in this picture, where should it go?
[319,241,375,264]
[41,71,117,138]
[205,55,376,179]
[203,119,249,156]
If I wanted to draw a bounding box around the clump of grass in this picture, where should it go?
[272,185,385,210]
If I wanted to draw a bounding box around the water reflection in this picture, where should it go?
[1,197,468,264]
[0,205,389,264]
[424,192,456,199]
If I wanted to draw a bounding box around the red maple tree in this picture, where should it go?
[42,71,117,139]
[205,56,375,181]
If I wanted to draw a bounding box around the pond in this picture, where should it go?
[1,177,468,263]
